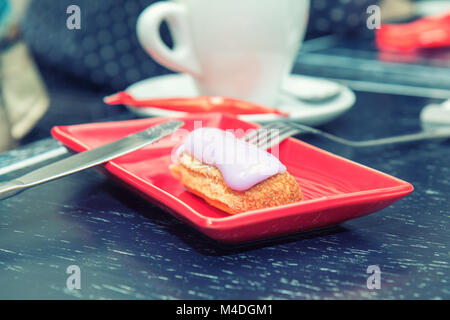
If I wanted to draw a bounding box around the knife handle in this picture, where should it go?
[0,180,27,200]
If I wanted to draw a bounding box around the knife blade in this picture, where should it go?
[0,120,184,200]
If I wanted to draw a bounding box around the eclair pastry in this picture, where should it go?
[169,128,302,214]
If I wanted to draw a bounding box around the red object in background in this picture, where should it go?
[104,91,288,116]
[376,12,450,52]
[51,113,413,244]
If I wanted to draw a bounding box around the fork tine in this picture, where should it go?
[252,124,290,147]
[245,122,286,144]
[257,126,301,150]
[243,122,288,144]
[247,127,284,147]
[241,121,303,150]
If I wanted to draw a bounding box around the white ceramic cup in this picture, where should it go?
[137,0,310,106]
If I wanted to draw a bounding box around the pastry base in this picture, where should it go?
[170,153,302,214]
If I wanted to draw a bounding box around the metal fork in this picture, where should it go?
[244,121,450,148]
[242,122,301,149]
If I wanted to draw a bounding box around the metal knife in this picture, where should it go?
[0,120,184,200]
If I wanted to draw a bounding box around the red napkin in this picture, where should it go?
[376,12,450,52]
[104,91,288,116]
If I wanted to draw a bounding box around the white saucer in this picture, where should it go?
[126,74,356,126]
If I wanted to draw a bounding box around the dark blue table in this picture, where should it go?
[0,89,448,299]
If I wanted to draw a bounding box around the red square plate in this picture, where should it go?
[51,113,413,243]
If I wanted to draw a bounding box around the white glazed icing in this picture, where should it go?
[176,128,286,191]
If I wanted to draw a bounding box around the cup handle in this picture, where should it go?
[136,2,202,76]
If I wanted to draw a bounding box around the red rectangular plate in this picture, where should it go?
[51,113,413,243]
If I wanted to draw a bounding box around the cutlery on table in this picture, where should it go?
[0,120,184,200]
[255,120,450,148]
[2,100,449,184]
[420,99,450,130]
[249,98,450,148]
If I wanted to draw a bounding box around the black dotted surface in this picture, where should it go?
[21,0,174,91]
[21,0,379,91]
